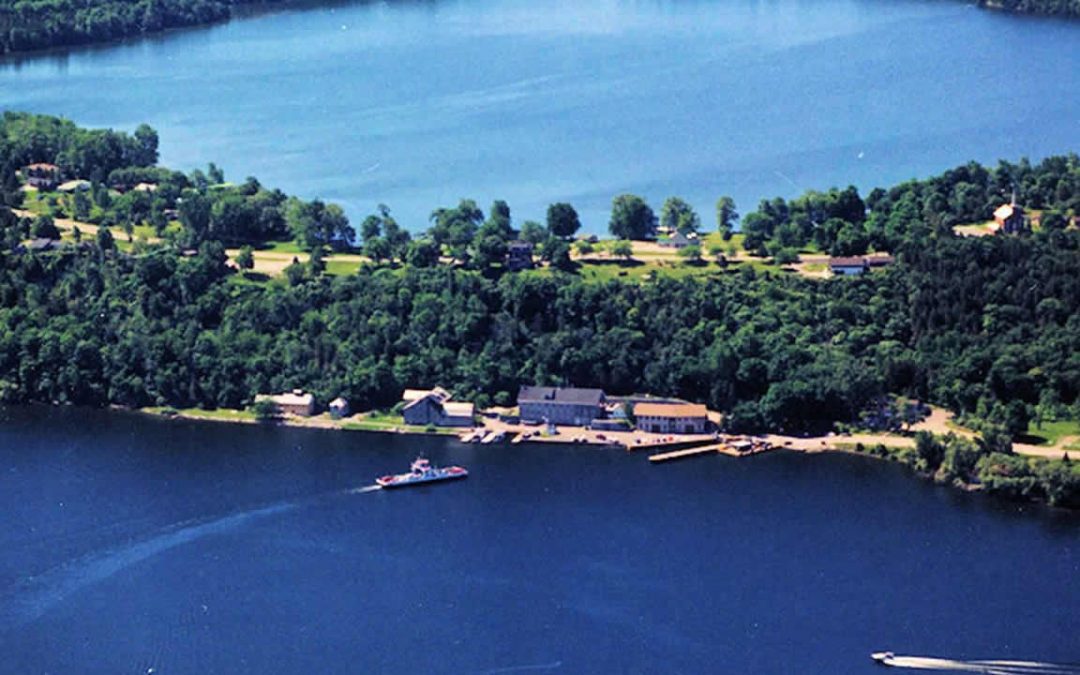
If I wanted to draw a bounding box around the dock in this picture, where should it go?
[648,441,774,462]
[648,445,719,463]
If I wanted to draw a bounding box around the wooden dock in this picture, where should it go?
[648,445,719,463]
[648,442,773,462]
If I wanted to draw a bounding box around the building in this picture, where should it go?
[634,402,709,434]
[507,240,534,271]
[401,388,475,427]
[24,163,59,190]
[828,256,869,276]
[328,397,350,419]
[133,182,159,193]
[256,389,316,417]
[518,386,606,426]
[660,231,698,249]
[864,253,895,268]
[57,179,91,193]
[25,238,60,252]
[992,199,1026,234]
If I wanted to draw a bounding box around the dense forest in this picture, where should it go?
[0,0,292,54]
[1,113,1079,504]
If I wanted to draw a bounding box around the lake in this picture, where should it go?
[0,406,1076,673]
[1,0,1078,231]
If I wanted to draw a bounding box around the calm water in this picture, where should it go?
[1,0,1078,230]
[0,406,1076,673]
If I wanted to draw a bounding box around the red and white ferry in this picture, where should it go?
[376,457,468,489]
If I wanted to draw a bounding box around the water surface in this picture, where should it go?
[0,406,1076,673]
[2,0,1078,230]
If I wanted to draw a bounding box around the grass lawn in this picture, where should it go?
[343,412,459,435]
[325,259,361,276]
[1021,419,1080,446]
[144,406,256,422]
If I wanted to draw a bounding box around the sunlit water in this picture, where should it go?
[0,406,1076,672]
[1,0,1078,230]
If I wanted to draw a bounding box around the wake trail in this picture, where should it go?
[883,655,1080,674]
[0,485,380,630]
[482,661,563,674]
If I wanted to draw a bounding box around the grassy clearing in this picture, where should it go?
[144,406,256,422]
[1022,419,1080,446]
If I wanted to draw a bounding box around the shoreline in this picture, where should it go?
[126,404,1078,511]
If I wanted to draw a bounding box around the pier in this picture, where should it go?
[648,445,719,463]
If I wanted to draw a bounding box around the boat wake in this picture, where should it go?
[881,655,1080,674]
[481,661,563,674]
[0,486,380,630]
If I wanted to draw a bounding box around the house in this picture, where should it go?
[634,402,709,434]
[329,397,350,419]
[256,389,315,417]
[864,253,895,268]
[507,240,534,271]
[133,182,159,193]
[26,238,60,252]
[518,386,606,426]
[660,231,698,249]
[992,199,1026,234]
[57,179,91,193]
[24,163,59,191]
[828,256,869,276]
[401,388,474,427]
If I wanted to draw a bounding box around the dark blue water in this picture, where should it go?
[0,406,1076,673]
[2,0,1078,231]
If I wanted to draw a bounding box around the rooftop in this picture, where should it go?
[828,256,867,268]
[518,385,605,406]
[634,402,708,418]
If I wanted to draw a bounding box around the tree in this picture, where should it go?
[716,196,738,240]
[611,239,633,261]
[96,225,115,251]
[132,124,159,167]
[251,398,279,422]
[207,162,225,185]
[405,239,439,268]
[284,257,306,285]
[364,236,392,263]
[72,190,91,221]
[520,220,548,245]
[660,197,700,234]
[286,198,353,252]
[547,202,581,239]
[235,245,254,270]
[677,244,702,263]
[707,242,725,263]
[31,214,60,239]
[609,194,657,240]
[773,247,799,265]
[575,240,595,256]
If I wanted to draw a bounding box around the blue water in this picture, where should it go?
[1,0,1078,231]
[0,406,1076,673]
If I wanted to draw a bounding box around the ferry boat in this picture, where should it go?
[376,457,468,489]
[871,651,895,665]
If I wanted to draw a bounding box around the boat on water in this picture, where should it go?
[376,457,468,489]
[871,651,895,665]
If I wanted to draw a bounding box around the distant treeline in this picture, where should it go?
[978,0,1080,18]
[0,0,292,54]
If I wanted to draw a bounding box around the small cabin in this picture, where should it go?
[828,256,869,276]
[329,397,350,419]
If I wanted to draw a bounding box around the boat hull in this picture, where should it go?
[376,468,468,489]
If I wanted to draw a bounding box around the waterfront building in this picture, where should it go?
[402,388,474,427]
[256,389,316,417]
[633,402,709,434]
[518,386,606,426]
[329,397,350,419]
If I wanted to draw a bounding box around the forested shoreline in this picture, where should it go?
[1,112,1079,506]
[1,0,1078,56]
[0,0,294,55]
